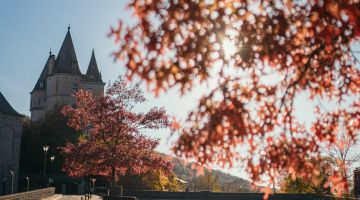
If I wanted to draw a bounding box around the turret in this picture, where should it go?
[46,27,82,110]
[53,27,82,75]
[82,49,105,97]
[30,53,55,121]
[30,27,105,121]
[48,50,55,75]
[85,49,103,83]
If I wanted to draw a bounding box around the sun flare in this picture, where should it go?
[222,38,237,60]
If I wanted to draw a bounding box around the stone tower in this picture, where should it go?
[0,92,23,195]
[30,28,104,121]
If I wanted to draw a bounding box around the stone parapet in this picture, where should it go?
[117,191,360,200]
[0,187,55,200]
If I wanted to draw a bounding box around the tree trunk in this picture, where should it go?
[110,166,116,196]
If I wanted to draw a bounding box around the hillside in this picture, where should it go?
[172,158,259,192]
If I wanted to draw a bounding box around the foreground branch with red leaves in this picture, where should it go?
[109,0,360,198]
[61,78,174,190]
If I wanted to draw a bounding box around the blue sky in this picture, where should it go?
[1,1,359,180]
[0,0,210,152]
[0,0,206,171]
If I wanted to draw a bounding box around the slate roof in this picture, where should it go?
[31,54,55,93]
[85,50,103,83]
[0,92,23,117]
[32,28,104,96]
[54,29,82,75]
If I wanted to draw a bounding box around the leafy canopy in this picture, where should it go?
[109,0,360,196]
[280,159,332,195]
[61,78,174,184]
[121,169,182,191]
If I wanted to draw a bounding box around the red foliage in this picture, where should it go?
[61,78,174,186]
[109,0,360,197]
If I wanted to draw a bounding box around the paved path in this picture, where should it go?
[58,195,102,200]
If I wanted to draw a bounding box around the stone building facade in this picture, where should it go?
[30,28,104,121]
[0,92,23,195]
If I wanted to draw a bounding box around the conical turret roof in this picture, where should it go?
[85,50,103,83]
[31,53,55,93]
[54,28,82,75]
[0,92,23,117]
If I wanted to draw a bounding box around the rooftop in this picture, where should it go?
[0,92,23,117]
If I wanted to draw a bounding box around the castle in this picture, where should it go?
[30,27,104,121]
[0,92,23,195]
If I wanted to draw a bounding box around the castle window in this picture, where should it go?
[39,81,44,88]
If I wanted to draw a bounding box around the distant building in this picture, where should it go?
[30,27,104,121]
[355,167,360,198]
[0,92,24,195]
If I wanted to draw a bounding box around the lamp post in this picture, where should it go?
[25,177,29,192]
[50,156,55,174]
[90,178,96,195]
[49,156,55,186]
[43,145,49,187]
[9,171,14,194]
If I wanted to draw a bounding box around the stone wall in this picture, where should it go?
[31,73,104,121]
[45,74,81,110]
[120,191,360,200]
[0,114,22,195]
[81,82,104,98]
[30,90,46,121]
[0,187,55,200]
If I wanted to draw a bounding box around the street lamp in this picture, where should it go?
[43,145,49,187]
[9,171,14,194]
[90,178,96,194]
[25,177,29,192]
[50,156,55,174]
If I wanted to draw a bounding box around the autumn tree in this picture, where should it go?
[61,78,174,191]
[120,169,182,191]
[221,179,254,193]
[189,171,221,192]
[325,127,360,194]
[281,177,315,194]
[280,165,331,195]
[109,0,360,197]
